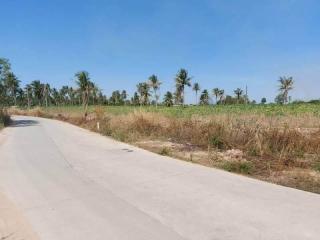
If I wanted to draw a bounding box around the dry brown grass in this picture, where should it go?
[9,106,320,193]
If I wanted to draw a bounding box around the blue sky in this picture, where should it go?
[1,0,320,103]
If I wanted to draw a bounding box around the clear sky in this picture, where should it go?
[1,0,319,103]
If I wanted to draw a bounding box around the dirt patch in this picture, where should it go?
[0,192,39,240]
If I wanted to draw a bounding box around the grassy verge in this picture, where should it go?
[9,104,320,193]
[0,108,10,129]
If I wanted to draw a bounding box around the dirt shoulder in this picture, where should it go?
[0,191,39,240]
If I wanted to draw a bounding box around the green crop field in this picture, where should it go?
[43,103,320,118]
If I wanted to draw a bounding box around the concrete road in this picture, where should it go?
[0,115,319,240]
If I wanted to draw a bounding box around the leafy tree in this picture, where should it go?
[278,76,294,104]
[192,82,200,105]
[199,89,210,105]
[175,69,192,105]
[163,91,174,107]
[261,97,267,104]
[148,75,161,107]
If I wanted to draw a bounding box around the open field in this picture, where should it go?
[9,103,320,193]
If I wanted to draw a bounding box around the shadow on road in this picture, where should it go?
[9,119,39,128]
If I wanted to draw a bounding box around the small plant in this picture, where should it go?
[209,135,224,149]
[220,160,254,175]
[313,162,320,172]
[159,147,170,156]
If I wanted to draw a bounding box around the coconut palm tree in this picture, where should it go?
[278,76,294,104]
[42,83,51,107]
[30,80,43,106]
[163,91,174,107]
[75,71,93,116]
[234,88,243,103]
[25,84,32,109]
[137,82,150,105]
[175,69,192,105]
[218,89,225,104]
[200,89,210,105]
[213,88,220,104]
[148,75,161,107]
[192,82,200,105]
[4,72,20,105]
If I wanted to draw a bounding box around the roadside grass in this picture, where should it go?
[0,108,10,129]
[9,103,320,193]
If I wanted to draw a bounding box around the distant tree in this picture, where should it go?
[275,94,285,104]
[218,89,225,104]
[148,75,161,107]
[199,89,210,105]
[30,80,43,106]
[75,71,93,117]
[120,90,127,104]
[109,90,121,105]
[42,83,51,107]
[278,76,294,104]
[25,84,32,109]
[234,88,243,103]
[261,97,267,104]
[0,58,11,80]
[212,88,220,104]
[4,72,20,105]
[175,69,192,105]
[137,82,150,105]
[163,91,174,107]
[131,92,140,105]
[192,82,200,105]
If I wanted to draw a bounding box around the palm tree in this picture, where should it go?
[25,84,32,109]
[4,72,20,105]
[163,91,174,107]
[137,82,150,105]
[31,80,43,106]
[0,58,11,80]
[200,89,210,105]
[42,83,51,107]
[148,75,161,107]
[175,69,192,105]
[278,76,294,104]
[213,88,220,104]
[234,88,243,103]
[218,89,225,104]
[75,71,93,117]
[192,82,200,105]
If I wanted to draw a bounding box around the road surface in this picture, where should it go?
[0,115,319,240]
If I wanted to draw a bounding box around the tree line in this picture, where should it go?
[1,57,298,112]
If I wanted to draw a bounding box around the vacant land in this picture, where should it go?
[10,103,320,193]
